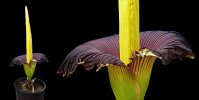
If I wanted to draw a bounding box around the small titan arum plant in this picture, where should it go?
[9,6,48,92]
[57,0,195,100]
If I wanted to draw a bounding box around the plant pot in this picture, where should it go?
[14,77,46,100]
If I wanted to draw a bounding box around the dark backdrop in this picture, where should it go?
[5,0,198,100]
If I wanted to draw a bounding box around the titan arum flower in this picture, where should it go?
[9,6,48,91]
[57,0,194,100]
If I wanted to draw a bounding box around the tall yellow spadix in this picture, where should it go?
[119,0,140,65]
[25,6,33,64]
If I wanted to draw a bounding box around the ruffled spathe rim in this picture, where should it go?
[9,53,48,66]
[57,31,195,77]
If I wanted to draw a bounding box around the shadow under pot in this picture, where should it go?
[14,77,46,100]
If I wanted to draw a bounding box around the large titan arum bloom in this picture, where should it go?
[57,0,194,100]
[10,6,48,83]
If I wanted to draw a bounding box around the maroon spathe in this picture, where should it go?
[57,31,194,76]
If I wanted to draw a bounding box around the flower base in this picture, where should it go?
[14,77,46,100]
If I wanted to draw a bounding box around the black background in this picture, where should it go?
[4,0,199,100]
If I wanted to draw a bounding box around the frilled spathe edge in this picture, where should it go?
[57,31,194,77]
[9,53,48,66]
[140,31,194,64]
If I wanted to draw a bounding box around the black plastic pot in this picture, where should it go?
[14,77,46,100]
